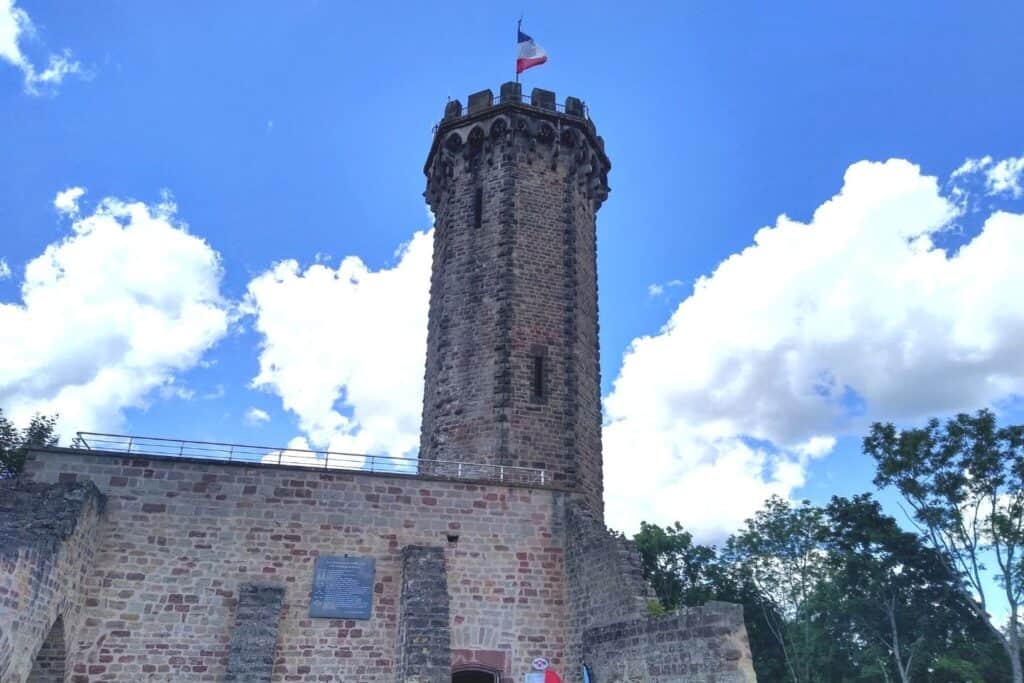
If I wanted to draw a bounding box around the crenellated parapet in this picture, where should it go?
[424,82,611,213]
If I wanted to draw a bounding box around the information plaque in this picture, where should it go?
[309,555,375,619]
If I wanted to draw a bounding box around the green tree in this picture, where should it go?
[723,496,830,683]
[823,494,1009,682]
[634,521,718,608]
[0,409,59,479]
[865,409,1024,683]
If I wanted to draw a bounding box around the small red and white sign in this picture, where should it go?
[524,659,561,683]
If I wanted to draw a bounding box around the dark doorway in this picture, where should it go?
[28,616,66,682]
[453,669,500,683]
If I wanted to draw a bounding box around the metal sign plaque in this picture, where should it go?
[309,555,375,619]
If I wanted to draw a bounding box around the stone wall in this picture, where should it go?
[21,448,569,682]
[0,480,105,683]
[583,603,756,683]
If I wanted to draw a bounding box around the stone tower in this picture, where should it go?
[420,83,611,516]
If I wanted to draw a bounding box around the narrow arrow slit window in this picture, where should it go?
[532,354,545,399]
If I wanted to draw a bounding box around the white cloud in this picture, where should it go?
[202,383,225,400]
[259,436,330,467]
[986,157,1024,198]
[951,156,993,178]
[952,155,1024,199]
[648,279,685,298]
[245,407,270,426]
[0,0,81,95]
[244,230,432,459]
[0,258,10,280]
[54,186,86,216]
[158,383,195,401]
[0,193,230,435]
[604,159,1024,540]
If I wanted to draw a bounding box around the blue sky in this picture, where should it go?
[3,0,1024,549]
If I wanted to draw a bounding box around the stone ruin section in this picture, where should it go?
[0,480,105,683]
[583,603,756,683]
[565,501,756,683]
[419,83,610,519]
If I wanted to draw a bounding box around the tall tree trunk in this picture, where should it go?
[1008,618,1023,683]
[886,596,912,683]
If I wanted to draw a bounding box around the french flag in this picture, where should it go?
[516,28,548,74]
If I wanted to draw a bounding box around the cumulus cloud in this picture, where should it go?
[604,158,1024,540]
[0,0,81,95]
[244,231,432,459]
[54,186,86,216]
[245,407,270,426]
[0,192,230,434]
[0,258,10,280]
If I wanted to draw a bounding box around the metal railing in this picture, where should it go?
[72,432,547,487]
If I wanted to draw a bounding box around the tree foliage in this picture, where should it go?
[634,521,718,608]
[635,490,1010,681]
[0,409,59,479]
[724,496,829,683]
[823,494,1008,682]
[866,409,1024,683]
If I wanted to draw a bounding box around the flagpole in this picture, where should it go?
[515,18,522,84]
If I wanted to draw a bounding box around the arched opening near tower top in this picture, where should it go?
[28,615,67,682]
[453,668,500,683]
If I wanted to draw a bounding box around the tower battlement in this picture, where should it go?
[419,82,610,516]
[425,83,610,213]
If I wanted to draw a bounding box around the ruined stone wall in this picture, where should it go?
[560,502,755,683]
[22,449,569,682]
[583,603,756,683]
[562,501,653,682]
[0,480,104,683]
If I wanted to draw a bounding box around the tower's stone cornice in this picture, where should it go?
[424,83,611,212]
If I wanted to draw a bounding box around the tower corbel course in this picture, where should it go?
[420,82,611,516]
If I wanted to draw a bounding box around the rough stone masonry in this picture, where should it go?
[0,83,755,683]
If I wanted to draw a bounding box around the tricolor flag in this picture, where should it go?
[517,26,548,74]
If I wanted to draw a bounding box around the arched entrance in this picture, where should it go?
[28,616,66,682]
[453,668,500,683]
